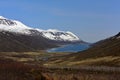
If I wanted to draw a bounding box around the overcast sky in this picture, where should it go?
[0,0,120,42]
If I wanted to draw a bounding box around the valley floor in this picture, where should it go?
[0,51,120,80]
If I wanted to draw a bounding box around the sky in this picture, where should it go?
[0,0,120,42]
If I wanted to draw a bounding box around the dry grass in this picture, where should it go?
[0,58,46,80]
[0,52,120,80]
[44,56,120,67]
[43,72,120,80]
[42,67,120,80]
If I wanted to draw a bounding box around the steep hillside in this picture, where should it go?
[0,30,58,52]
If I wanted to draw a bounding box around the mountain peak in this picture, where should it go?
[0,16,17,26]
[0,16,6,19]
[115,32,120,39]
[110,32,120,39]
[0,16,31,34]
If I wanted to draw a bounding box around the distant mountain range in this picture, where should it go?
[0,16,85,52]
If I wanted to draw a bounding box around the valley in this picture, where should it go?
[0,16,119,80]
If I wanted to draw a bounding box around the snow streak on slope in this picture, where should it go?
[36,29,80,41]
[0,16,80,41]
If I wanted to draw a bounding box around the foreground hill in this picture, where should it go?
[44,32,120,67]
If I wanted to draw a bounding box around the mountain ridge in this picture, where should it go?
[0,16,80,42]
[0,16,85,52]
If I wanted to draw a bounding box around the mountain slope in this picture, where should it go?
[44,32,120,67]
[0,30,58,52]
[0,31,33,52]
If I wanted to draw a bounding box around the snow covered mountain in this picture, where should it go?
[0,16,84,52]
[0,16,80,42]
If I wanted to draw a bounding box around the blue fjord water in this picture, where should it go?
[47,43,90,53]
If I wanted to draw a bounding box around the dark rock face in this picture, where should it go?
[0,19,17,26]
